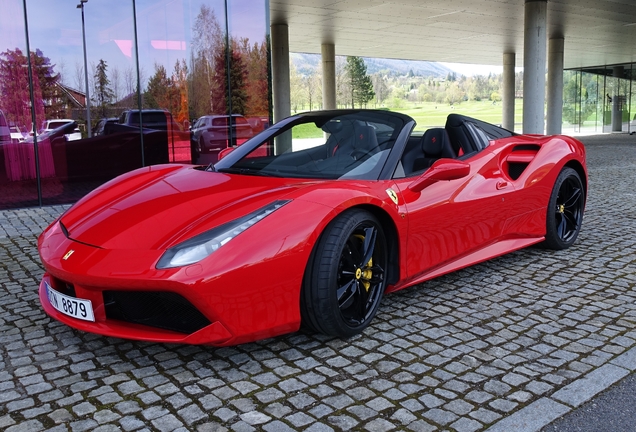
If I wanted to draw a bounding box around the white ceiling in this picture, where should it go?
[270,0,636,69]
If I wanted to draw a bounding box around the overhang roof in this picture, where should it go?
[270,0,636,69]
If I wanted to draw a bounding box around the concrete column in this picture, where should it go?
[271,24,291,123]
[502,53,516,131]
[270,23,291,153]
[612,66,624,132]
[321,43,336,110]
[522,0,547,134]
[546,37,564,135]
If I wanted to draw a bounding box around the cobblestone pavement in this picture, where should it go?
[1,134,635,432]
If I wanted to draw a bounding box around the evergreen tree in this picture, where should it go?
[93,59,114,118]
[211,41,248,115]
[345,56,375,108]
[145,64,173,109]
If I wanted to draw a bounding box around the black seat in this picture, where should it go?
[323,120,355,157]
[350,122,379,158]
[400,135,423,176]
[412,128,455,172]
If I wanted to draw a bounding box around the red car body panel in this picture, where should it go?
[37,111,587,346]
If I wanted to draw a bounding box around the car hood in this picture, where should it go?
[60,165,313,250]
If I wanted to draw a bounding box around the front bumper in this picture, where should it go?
[39,273,233,345]
[37,218,307,346]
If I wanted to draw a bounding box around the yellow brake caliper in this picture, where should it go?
[354,234,373,292]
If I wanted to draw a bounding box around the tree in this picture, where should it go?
[345,56,375,108]
[210,41,249,115]
[32,49,66,119]
[445,81,465,105]
[0,48,45,132]
[304,70,321,111]
[189,4,224,117]
[110,66,122,103]
[145,64,173,109]
[290,63,303,112]
[371,73,389,106]
[238,38,270,117]
[172,60,189,124]
[93,59,114,118]
[335,56,349,108]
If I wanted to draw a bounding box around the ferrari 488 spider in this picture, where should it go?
[38,110,587,346]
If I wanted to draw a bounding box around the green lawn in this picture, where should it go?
[391,99,524,131]
[289,99,526,139]
[292,122,324,139]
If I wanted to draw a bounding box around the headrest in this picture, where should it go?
[421,128,449,156]
[353,122,378,151]
[321,120,344,134]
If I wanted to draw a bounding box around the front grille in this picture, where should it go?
[103,291,211,334]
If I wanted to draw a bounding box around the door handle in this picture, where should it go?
[496,180,509,190]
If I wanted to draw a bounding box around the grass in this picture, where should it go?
[389,99,525,131]
[291,99,526,138]
[292,123,324,139]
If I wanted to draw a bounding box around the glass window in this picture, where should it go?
[1,0,272,209]
[465,122,490,150]
[0,0,40,209]
[216,112,403,180]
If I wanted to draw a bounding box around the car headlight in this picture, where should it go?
[156,200,290,269]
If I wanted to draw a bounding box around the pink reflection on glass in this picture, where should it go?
[114,40,133,57]
[150,40,186,51]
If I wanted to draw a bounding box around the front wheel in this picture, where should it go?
[301,209,387,338]
[542,167,585,250]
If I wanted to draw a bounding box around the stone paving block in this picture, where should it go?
[551,363,630,407]
[609,346,636,371]
[485,398,569,432]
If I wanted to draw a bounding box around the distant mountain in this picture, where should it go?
[291,52,453,78]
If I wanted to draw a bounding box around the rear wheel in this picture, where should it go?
[301,209,387,337]
[542,167,585,250]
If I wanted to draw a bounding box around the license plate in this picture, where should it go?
[46,282,95,322]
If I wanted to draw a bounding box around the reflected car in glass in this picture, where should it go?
[92,117,118,136]
[191,114,254,164]
[25,119,82,142]
[37,110,587,346]
[10,126,26,143]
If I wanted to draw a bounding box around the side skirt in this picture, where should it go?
[386,236,544,293]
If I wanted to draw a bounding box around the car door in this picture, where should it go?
[393,144,518,282]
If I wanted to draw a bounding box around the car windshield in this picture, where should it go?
[217,111,405,180]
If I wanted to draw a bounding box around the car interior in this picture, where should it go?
[397,114,514,178]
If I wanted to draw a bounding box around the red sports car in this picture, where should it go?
[37,110,587,346]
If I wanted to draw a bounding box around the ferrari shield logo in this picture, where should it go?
[62,250,75,261]
[386,188,399,205]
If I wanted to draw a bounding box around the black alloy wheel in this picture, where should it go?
[301,209,387,337]
[543,167,585,250]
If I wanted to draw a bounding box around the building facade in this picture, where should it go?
[563,64,636,135]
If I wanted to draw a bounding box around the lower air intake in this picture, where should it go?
[103,291,211,334]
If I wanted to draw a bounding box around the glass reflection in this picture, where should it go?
[0,0,271,210]
[227,0,271,155]
[0,0,39,209]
